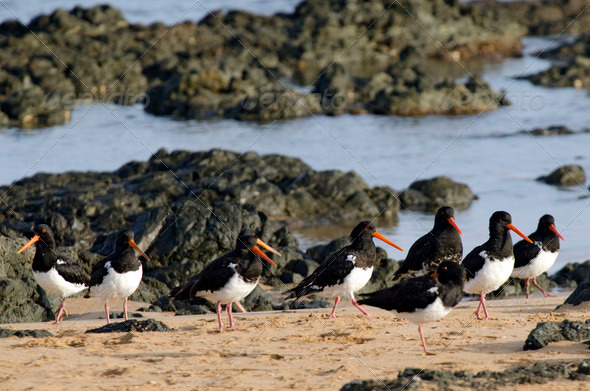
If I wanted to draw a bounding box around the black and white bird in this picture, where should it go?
[169,235,280,330]
[17,224,89,323]
[90,230,150,324]
[393,206,463,280]
[359,261,466,354]
[462,211,532,319]
[511,214,564,298]
[285,221,403,318]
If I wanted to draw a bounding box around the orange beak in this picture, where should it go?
[447,217,462,235]
[17,235,40,254]
[372,231,403,252]
[252,245,277,267]
[256,238,282,256]
[549,224,565,241]
[506,224,533,244]
[429,271,439,278]
[128,239,150,261]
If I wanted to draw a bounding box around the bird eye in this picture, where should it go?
[365,226,370,230]
[42,229,46,233]
[443,266,447,271]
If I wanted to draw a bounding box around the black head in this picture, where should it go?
[115,230,135,251]
[237,235,258,250]
[350,221,403,251]
[537,214,564,240]
[489,211,512,230]
[350,221,375,238]
[17,224,56,253]
[434,206,462,234]
[33,224,56,246]
[435,261,466,285]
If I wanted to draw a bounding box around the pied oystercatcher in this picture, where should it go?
[285,221,403,318]
[90,230,150,324]
[17,224,89,323]
[169,234,279,330]
[393,206,462,280]
[462,211,532,319]
[359,261,466,354]
[511,214,564,298]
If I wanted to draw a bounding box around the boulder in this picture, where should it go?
[538,165,586,186]
[399,176,477,211]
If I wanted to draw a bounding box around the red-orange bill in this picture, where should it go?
[128,239,150,261]
[447,217,463,235]
[506,224,533,244]
[429,271,439,278]
[549,224,565,241]
[372,231,403,252]
[256,238,282,256]
[252,246,277,267]
[17,235,40,254]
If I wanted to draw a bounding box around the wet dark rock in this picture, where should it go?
[0,329,54,338]
[524,319,590,350]
[557,281,590,307]
[400,176,477,211]
[466,0,590,36]
[0,1,525,129]
[537,165,586,186]
[550,261,590,289]
[342,359,589,390]
[85,319,171,333]
[0,278,58,323]
[288,294,332,310]
[242,285,274,312]
[527,125,575,136]
[106,312,143,319]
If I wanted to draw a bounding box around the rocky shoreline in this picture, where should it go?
[0,0,527,128]
[0,149,587,323]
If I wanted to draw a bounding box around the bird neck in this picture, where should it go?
[486,227,513,257]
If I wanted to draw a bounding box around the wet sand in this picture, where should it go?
[0,292,588,390]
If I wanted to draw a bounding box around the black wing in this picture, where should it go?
[169,254,236,300]
[55,252,90,286]
[90,256,113,287]
[461,245,486,280]
[358,276,438,312]
[285,250,355,299]
[393,234,435,279]
[513,239,541,268]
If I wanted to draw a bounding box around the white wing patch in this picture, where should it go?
[346,254,357,265]
[56,259,66,265]
[427,287,438,294]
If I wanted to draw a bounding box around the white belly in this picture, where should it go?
[464,255,514,294]
[91,264,143,301]
[394,297,452,325]
[511,250,558,279]
[323,267,373,299]
[200,274,259,305]
[33,268,87,298]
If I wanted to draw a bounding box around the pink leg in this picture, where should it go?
[532,277,554,297]
[474,296,483,319]
[481,293,491,319]
[216,301,224,330]
[226,303,239,329]
[123,298,129,321]
[525,278,530,299]
[235,302,247,313]
[329,297,341,318]
[104,301,111,324]
[418,325,433,355]
[54,299,67,323]
[351,299,376,318]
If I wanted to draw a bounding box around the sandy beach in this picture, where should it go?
[1,291,588,390]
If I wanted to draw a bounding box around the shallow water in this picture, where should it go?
[0,3,588,273]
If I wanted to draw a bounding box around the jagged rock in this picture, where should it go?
[556,281,590,308]
[523,319,590,350]
[537,165,586,186]
[0,329,54,338]
[342,359,589,390]
[85,319,171,333]
[0,1,526,129]
[493,273,554,298]
[400,176,477,211]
